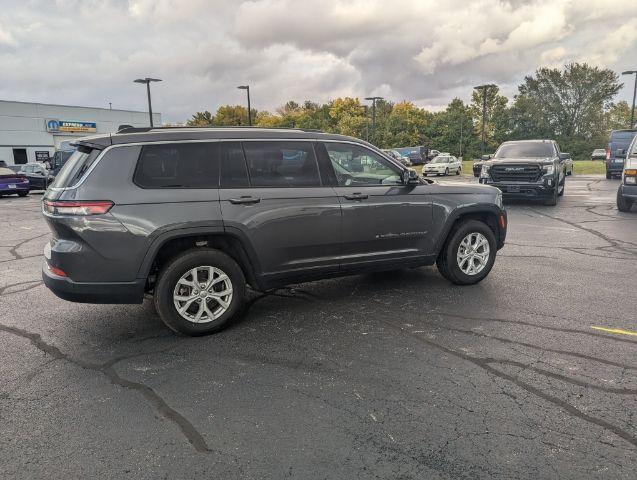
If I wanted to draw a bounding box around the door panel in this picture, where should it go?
[322,141,433,268]
[219,141,342,280]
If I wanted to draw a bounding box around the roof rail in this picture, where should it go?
[114,125,326,134]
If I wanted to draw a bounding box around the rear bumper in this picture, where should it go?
[606,162,624,174]
[42,263,145,304]
[619,183,637,200]
[0,183,29,193]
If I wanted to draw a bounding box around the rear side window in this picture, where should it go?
[49,146,102,189]
[134,143,219,189]
[243,141,321,187]
[219,142,249,188]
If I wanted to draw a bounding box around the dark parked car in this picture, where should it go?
[395,146,428,165]
[42,127,507,336]
[0,167,29,197]
[617,134,637,212]
[19,162,55,190]
[479,139,569,206]
[0,160,7,167]
[591,148,606,160]
[606,129,637,179]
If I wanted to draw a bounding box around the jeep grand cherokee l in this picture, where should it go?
[42,127,507,336]
[479,139,568,206]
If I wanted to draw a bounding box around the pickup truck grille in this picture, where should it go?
[490,164,542,182]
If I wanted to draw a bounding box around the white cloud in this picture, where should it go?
[0,0,635,122]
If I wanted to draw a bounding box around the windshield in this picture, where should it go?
[49,146,102,189]
[432,157,449,163]
[494,142,555,158]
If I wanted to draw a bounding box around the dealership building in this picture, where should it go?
[0,100,161,165]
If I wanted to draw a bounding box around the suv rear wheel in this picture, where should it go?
[436,220,497,285]
[154,248,246,336]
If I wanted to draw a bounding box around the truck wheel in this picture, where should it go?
[558,175,565,196]
[154,248,246,336]
[606,171,612,180]
[444,168,449,176]
[617,189,633,212]
[456,167,461,175]
[17,191,28,197]
[545,185,558,205]
[436,220,497,285]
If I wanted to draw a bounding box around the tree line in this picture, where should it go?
[186,63,635,159]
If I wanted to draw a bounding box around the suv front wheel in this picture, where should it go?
[436,220,497,285]
[154,248,246,336]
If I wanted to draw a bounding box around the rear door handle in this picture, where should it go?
[344,193,368,201]
[229,196,261,205]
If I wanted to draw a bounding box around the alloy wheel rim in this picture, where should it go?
[456,233,490,275]
[173,266,233,324]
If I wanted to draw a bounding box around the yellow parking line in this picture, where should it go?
[591,326,637,337]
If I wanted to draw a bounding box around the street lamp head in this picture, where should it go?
[474,84,497,90]
[365,96,383,101]
[622,71,637,75]
[134,78,162,84]
[237,85,249,90]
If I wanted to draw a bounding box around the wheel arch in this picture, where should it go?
[138,227,264,291]
[434,205,504,256]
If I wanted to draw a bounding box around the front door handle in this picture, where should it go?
[344,193,368,201]
[229,196,261,205]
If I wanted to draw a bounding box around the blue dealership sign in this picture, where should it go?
[46,119,97,133]
[46,119,60,132]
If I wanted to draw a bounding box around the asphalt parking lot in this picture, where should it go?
[1,175,636,479]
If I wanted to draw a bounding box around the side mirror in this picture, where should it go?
[402,169,419,185]
[481,154,492,160]
[558,153,570,160]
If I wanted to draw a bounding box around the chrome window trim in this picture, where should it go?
[49,137,406,192]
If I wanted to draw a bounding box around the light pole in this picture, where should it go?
[473,84,496,155]
[365,96,383,143]
[237,85,252,126]
[622,71,637,128]
[134,78,162,127]
[108,102,112,110]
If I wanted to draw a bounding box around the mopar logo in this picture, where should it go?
[46,119,60,132]
[504,167,525,172]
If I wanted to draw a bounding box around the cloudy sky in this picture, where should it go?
[1,0,636,123]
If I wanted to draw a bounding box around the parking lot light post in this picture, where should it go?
[134,78,162,127]
[365,96,383,144]
[622,71,637,128]
[473,84,496,155]
[237,85,252,126]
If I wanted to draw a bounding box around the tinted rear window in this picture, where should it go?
[134,143,219,189]
[243,141,321,187]
[494,142,555,158]
[49,146,102,188]
[610,130,637,148]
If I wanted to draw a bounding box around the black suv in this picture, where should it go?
[42,127,507,335]
[478,139,568,205]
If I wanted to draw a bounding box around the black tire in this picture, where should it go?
[606,171,612,180]
[17,191,28,197]
[436,220,497,285]
[617,189,633,212]
[444,167,449,176]
[456,167,461,175]
[558,174,565,197]
[544,185,558,205]
[154,248,246,336]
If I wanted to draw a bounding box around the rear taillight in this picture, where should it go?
[43,200,114,216]
[605,148,611,161]
[46,264,67,277]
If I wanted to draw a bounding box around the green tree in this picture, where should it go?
[186,111,214,126]
[470,86,510,152]
[517,63,621,138]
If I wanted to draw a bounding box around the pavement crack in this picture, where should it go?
[434,323,637,372]
[0,322,211,453]
[6,232,49,260]
[382,320,637,449]
[0,280,42,296]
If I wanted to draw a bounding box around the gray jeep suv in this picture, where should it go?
[42,127,507,335]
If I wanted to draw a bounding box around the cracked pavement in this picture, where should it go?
[0,175,636,479]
